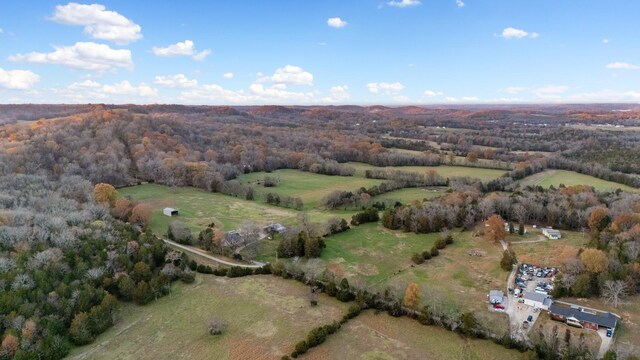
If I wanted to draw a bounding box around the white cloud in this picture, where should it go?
[606,62,640,70]
[153,74,197,88]
[501,27,537,39]
[602,38,609,44]
[423,90,443,97]
[568,89,640,102]
[445,96,479,102]
[0,68,40,90]
[504,86,528,94]
[534,85,569,95]
[9,42,132,71]
[367,82,404,94]
[51,2,142,44]
[327,17,347,28]
[102,81,158,97]
[0,28,4,34]
[223,72,234,79]
[67,79,100,90]
[259,65,313,85]
[323,85,350,103]
[180,82,314,104]
[387,0,421,8]
[152,40,211,61]
[456,0,465,8]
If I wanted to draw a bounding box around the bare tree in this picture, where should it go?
[602,280,628,308]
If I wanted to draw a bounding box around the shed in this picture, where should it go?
[542,228,561,240]
[523,291,552,310]
[163,207,179,217]
[489,290,504,304]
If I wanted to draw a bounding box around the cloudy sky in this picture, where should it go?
[1,0,639,104]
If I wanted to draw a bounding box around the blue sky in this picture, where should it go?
[1,0,639,104]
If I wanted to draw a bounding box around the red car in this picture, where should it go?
[493,304,505,309]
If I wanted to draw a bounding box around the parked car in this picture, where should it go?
[527,315,533,322]
[606,328,613,337]
[494,304,505,310]
[523,321,529,329]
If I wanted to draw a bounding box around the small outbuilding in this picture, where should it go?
[523,291,552,310]
[163,207,179,217]
[542,227,561,240]
[489,290,504,304]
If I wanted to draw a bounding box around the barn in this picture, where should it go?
[163,207,179,217]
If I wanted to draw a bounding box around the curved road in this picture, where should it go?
[162,238,265,268]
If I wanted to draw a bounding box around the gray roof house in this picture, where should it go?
[489,290,504,304]
[523,291,553,310]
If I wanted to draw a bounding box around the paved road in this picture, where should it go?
[162,238,265,268]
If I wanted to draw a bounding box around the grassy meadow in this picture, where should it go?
[518,169,639,193]
[68,275,352,360]
[347,162,508,181]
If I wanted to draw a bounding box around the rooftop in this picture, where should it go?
[549,304,617,329]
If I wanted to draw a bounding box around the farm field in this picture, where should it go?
[320,223,511,336]
[233,169,384,209]
[372,187,444,204]
[518,170,639,193]
[510,230,589,267]
[347,162,508,181]
[119,183,356,237]
[304,311,528,360]
[119,184,300,235]
[68,275,351,360]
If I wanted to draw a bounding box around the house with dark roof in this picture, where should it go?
[549,303,617,330]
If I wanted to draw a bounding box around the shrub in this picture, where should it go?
[430,247,439,257]
[207,317,228,335]
[411,253,425,264]
[421,251,432,260]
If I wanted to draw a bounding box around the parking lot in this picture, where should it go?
[504,263,558,341]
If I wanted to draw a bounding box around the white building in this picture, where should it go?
[523,291,552,310]
[163,207,179,217]
[542,227,561,240]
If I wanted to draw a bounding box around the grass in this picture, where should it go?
[68,275,352,360]
[318,222,511,336]
[519,170,639,193]
[347,162,508,181]
[510,229,589,267]
[529,312,601,356]
[119,184,303,235]
[373,187,444,205]
[232,169,384,209]
[304,311,528,360]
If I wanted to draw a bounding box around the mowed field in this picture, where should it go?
[68,275,352,360]
[304,311,528,360]
[233,169,384,209]
[518,170,639,193]
[119,184,300,235]
[347,162,508,181]
[320,223,511,336]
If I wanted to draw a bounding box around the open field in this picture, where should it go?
[233,169,384,209]
[348,162,508,181]
[510,229,589,267]
[518,170,639,193]
[304,311,528,360]
[372,187,444,204]
[69,275,351,360]
[119,183,355,238]
[320,223,511,335]
[119,184,301,234]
